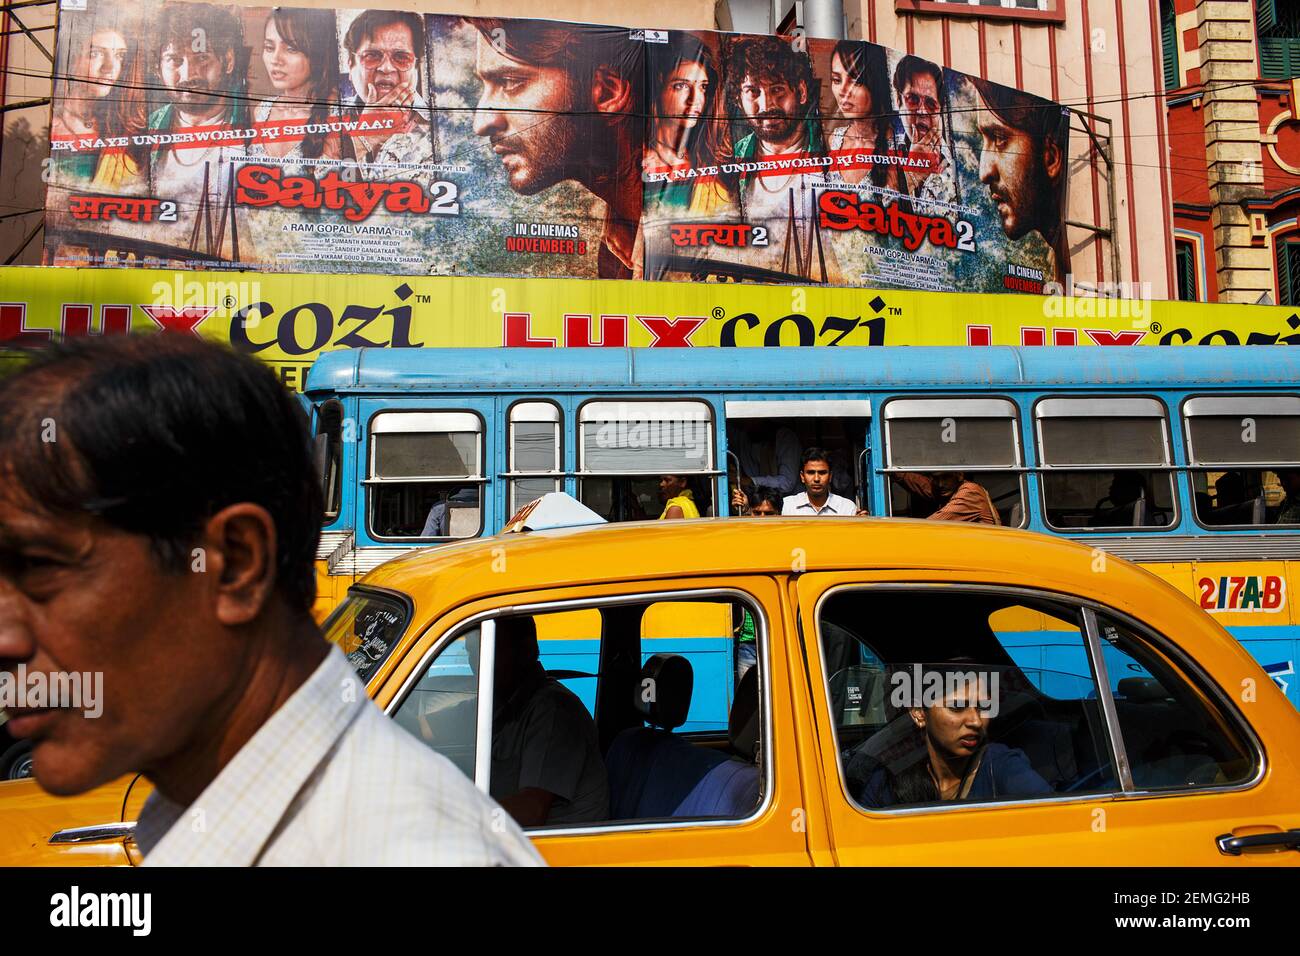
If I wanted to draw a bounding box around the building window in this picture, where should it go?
[1175,239,1198,302]
[1257,0,1300,80]
[1160,0,1179,92]
[894,0,1064,23]
[1278,236,1300,307]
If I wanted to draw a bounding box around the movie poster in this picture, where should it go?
[43,1,1070,293]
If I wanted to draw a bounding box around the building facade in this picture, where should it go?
[1162,0,1300,305]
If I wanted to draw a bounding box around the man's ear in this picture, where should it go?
[199,503,278,627]
[224,48,235,77]
[797,80,808,107]
[1042,136,1063,181]
[592,65,633,116]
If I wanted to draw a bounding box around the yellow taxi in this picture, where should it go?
[3,517,1299,865]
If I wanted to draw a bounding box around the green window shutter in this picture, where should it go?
[1176,243,1197,301]
[1260,37,1300,80]
[1279,239,1300,307]
[1258,0,1277,34]
[1162,1,1179,91]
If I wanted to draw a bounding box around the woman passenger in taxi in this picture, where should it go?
[860,665,1050,807]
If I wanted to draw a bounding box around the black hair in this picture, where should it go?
[156,2,245,76]
[0,335,322,613]
[891,54,945,109]
[800,446,832,470]
[344,9,425,61]
[751,486,783,512]
[830,40,896,189]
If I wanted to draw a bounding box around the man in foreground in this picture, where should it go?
[0,335,541,866]
[783,448,857,516]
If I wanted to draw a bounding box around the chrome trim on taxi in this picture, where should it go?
[49,822,136,845]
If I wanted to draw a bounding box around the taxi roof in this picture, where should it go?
[359,517,1188,620]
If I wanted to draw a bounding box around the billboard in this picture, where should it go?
[43,2,1072,294]
[3,268,1297,389]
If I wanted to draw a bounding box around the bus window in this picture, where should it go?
[578,400,715,521]
[314,399,344,522]
[723,400,872,511]
[1036,398,1175,531]
[883,398,1024,527]
[1183,396,1300,528]
[509,401,562,515]
[367,411,484,539]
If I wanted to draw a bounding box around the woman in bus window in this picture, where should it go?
[659,474,700,519]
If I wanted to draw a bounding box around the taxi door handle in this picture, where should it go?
[1216,829,1300,856]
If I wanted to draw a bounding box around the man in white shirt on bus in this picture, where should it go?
[782,447,857,516]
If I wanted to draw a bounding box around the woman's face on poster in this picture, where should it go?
[829,52,870,121]
[657,58,709,132]
[73,29,128,98]
[263,18,312,94]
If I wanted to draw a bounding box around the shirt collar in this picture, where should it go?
[137,646,364,865]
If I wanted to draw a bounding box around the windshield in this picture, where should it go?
[323,589,410,683]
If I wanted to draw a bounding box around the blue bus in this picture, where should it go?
[304,345,1300,717]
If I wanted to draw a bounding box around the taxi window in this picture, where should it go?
[883,398,1025,527]
[821,588,1118,810]
[1035,398,1175,531]
[1183,397,1300,528]
[1093,615,1254,790]
[819,586,1259,813]
[387,594,766,831]
[325,588,410,683]
[367,411,484,539]
[577,400,715,522]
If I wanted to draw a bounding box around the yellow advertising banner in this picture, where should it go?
[2,267,1298,389]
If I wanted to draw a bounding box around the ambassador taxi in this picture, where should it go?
[3,517,1299,866]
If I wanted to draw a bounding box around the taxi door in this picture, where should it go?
[794,569,1300,866]
[373,576,814,866]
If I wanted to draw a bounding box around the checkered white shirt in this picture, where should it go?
[135,646,543,866]
[781,491,858,516]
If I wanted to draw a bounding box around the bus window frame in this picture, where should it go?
[1180,392,1300,532]
[314,398,346,523]
[505,398,565,515]
[879,395,1027,528]
[575,397,720,517]
[1032,394,1179,534]
[363,407,489,543]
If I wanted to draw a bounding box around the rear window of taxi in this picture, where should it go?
[324,588,411,683]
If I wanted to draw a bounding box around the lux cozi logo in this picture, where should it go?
[0,302,216,345]
[503,311,892,347]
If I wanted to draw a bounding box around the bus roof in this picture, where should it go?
[304,346,1300,395]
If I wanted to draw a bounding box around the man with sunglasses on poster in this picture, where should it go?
[892,55,956,211]
[342,10,434,171]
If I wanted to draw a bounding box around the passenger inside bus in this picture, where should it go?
[727,417,865,509]
[892,471,1000,525]
[1278,469,1300,524]
[732,485,782,516]
[658,474,701,519]
[1092,470,1152,527]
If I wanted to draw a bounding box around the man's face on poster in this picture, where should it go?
[738,72,805,146]
[159,38,234,113]
[901,70,942,146]
[349,22,420,106]
[976,96,1053,241]
[472,33,582,195]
